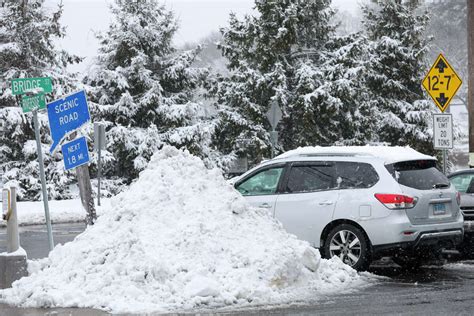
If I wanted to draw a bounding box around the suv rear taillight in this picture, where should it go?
[374,193,417,209]
[456,191,461,205]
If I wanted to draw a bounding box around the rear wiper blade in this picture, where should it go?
[433,183,449,189]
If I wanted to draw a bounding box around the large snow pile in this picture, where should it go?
[0,147,370,314]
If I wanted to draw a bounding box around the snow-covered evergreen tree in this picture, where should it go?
[322,34,375,145]
[214,0,375,164]
[214,0,334,163]
[362,0,434,154]
[0,0,81,200]
[84,0,216,181]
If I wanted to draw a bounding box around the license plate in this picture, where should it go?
[433,203,446,215]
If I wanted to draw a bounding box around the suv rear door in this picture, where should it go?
[274,162,338,246]
[386,159,460,225]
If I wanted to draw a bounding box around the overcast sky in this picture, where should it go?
[45,0,362,73]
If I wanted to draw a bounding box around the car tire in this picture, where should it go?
[322,223,371,271]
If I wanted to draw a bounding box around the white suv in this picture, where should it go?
[234,146,463,270]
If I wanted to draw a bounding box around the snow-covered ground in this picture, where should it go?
[0,198,110,227]
[0,147,374,314]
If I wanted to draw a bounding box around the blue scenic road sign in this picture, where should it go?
[47,90,91,153]
[62,136,90,171]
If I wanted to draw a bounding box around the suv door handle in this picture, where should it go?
[319,201,334,205]
[259,203,272,209]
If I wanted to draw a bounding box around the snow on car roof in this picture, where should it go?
[275,146,436,164]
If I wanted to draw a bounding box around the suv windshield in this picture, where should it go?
[386,160,449,190]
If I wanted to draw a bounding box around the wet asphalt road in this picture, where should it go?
[1,224,474,315]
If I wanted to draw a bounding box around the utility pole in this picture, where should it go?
[468,0,474,167]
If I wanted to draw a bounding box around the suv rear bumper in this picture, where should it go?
[373,228,463,258]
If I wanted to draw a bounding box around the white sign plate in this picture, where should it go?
[433,114,453,150]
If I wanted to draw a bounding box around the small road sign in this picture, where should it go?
[47,90,91,153]
[94,122,106,152]
[11,77,53,96]
[433,114,453,150]
[266,101,283,130]
[21,93,46,113]
[422,54,462,113]
[62,136,90,171]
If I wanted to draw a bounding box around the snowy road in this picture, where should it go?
[0,223,86,259]
[1,224,474,315]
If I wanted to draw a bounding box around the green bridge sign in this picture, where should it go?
[11,77,52,96]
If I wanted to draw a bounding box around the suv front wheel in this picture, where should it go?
[323,223,371,271]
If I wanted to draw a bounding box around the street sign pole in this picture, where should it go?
[12,77,54,252]
[94,122,106,207]
[443,149,447,175]
[443,106,451,175]
[97,145,102,206]
[32,109,54,251]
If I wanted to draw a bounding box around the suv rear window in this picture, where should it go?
[386,160,449,190]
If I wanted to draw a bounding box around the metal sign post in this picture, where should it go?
[94,123,106,206]
[11,77,54,252]
[32,109,54,251]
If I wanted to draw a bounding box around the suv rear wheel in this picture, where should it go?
[323,223,371,271]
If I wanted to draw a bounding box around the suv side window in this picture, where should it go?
[286,164,335,193]
[236,167,284,196]
[335,162,379,189]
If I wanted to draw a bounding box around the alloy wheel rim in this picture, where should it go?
[329,230,361,267]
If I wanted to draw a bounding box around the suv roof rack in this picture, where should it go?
[277,152,375,159]
[298,152,372,157]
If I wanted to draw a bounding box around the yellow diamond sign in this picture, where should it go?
[422,54,462,113]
